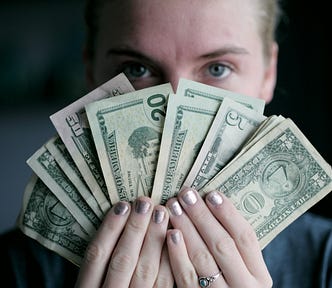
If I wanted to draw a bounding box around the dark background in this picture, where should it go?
[0,0,331,234]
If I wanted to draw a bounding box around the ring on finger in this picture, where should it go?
[198,270,222,288]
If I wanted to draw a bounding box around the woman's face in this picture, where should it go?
[87,0,278,103]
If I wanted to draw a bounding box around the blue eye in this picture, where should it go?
[123,63,151,79]
[208,63,231,78]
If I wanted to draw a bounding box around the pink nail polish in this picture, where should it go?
[169,200,182,216]
[135,199,151,214]
[207,191,223,206]
[114,202,129,215]
[182,189,197,205]
[171,231,181,244]
[153,209,165,224]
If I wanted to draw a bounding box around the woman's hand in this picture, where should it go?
[166,188,272,288]
[75,196,173,288]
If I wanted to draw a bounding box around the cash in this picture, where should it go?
[86,84,173,204]
[17,74,332,265]
[17,173,90,266]
[45,135,104,219]
[50,73,135,213]
[26,143,101,236]
[183,97,266,191]
[200,118,332,248]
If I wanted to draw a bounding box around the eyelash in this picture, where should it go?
[203,62,233,79]
[115,60,234,84]
[116,61,154,80]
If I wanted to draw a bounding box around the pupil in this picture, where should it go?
[131,65,146,76]
[210,64,223,76]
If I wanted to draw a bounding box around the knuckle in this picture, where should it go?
[238,226,258,247]
[175,269,196,288]
[191,249,212,267]
[154,274,174,288]
[134,262,157,282]
[84,241,106,264]
[109,252,133,273]
[215,236,236,257]
[127,217,146,232]
[192,207,211,223]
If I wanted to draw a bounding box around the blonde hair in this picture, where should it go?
[84,0,282,60]
[256,0,282,59]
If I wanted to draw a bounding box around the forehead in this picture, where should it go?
[97,0,261,57]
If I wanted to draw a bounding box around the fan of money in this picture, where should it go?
[17,73,332,266]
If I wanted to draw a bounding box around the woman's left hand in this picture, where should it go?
[166,187,272,288]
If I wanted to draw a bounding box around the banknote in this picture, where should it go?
[19,77,332,266]
[184,97,266,191]
[86,84,173,204]
[50,73,135,213]
[200,118,332,248]
[45,135,104,219]
[177,78,265,113]
[151,93,219,205]
[17,174,90,266]
[239,115,285,153]
[27,143,101,236]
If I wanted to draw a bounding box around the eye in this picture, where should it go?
[207,63,231,79]
[122,62,152,79]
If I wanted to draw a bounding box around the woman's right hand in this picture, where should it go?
[166,188,272,288]
[74,196,173,288]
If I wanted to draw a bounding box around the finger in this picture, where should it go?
[153,244,174,288]
[130,205,169,287]
[104,197,153,288]
[205,191,272,285]
[75,201,130,288]
[167,229,198,288]
[178,187,251,287]
[166,197,224,284]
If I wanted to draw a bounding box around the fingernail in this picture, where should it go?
[114,202,129,215]
[168,200,182,216]
[170,230,181,244]
[135,199,151,214]
[182,188,197,205]
[207,191,223,206]
[153,209,165,224]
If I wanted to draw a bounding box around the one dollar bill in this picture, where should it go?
[200,118,332,249]
[27,143,101,236]
[17,174,90,266]
[50,73,135,212]
[45,135,104,219]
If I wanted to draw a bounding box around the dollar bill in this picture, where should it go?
[17,174,90,266]
[151,93,219,205]
[184,97,266,191]
[45,135,104,219]
[50,73,135,213]
[27,143,101,236]
[200,118,332,249]
[239,115,285,153]
[86,84,173,204]
[177,78,265,113]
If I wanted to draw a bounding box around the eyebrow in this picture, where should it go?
[200,46,249,59]
[107,45,249,62]
[107,47,155,63]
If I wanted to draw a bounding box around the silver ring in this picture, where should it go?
[198,271,222,287]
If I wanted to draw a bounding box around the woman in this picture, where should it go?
[1,0,331,287]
